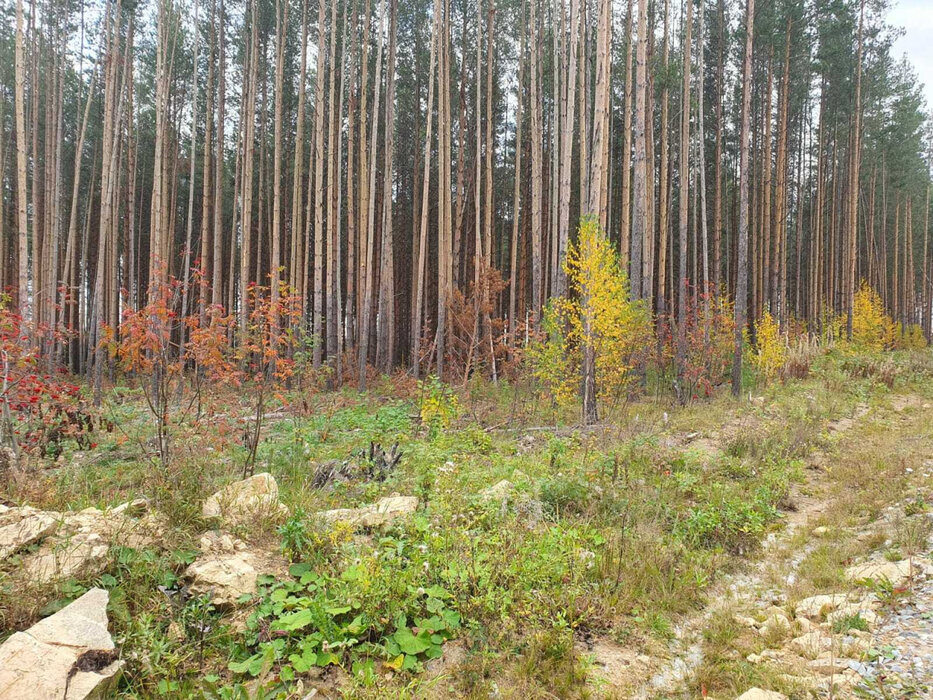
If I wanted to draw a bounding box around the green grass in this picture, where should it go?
[1,348,931,698]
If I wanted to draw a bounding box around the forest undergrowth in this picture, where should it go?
[2,335,932,699]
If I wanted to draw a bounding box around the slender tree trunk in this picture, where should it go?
[312,0,329,366]
[508,0,525,346]
[181,0,201,333]
[15,0,30,314]
[698,0,709,299]
[772,20,790,324]
[630,0,647,298]
[676,0,692,397]
[212,0,225,308]
[589,0,610,219]
[657,0,670,324]
[413,0,440,377]
[846,0,865,336]
[732,0,754,397]
[555,0,579,298]
[326,0,340,367]
[239,0,259,327]
[271,0,288,331]
[529,0,543,320]
[713,0,724,294]
[376,0,397,370]
[358,0,386,386]
[620,0,634,262]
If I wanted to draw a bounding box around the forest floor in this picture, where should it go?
[1,348,932,699]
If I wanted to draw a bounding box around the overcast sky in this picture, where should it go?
[889,0,933,111]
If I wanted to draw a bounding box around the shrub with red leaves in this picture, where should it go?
[0,305,100,459]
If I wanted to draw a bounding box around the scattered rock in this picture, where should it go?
[184,532,259,608]
[184,531,287,608]
[840,633,871,658]
[793,616,816,634]
[0,588,122,699]
[735,688,788,700]
[760,613,792,639]
[808,652,850,676]
[812,526,828,537]
[23,532,110,583]
[826,603,878,630]
[202,473,289,528]
[186,553,257,608]
[789,631,833,659]
[480,480,514,503]
[845,559,925,588]
[317,495,419,529]
[794,593,849,620]
[59,505,165,550]
[0,507,58,559]
[108,498,150,518]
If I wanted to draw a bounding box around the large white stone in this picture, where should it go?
[184,531,261,607]
[316,495,419,529]
[0,507,58,559]
[185,554,258,608]
[845,559,925,588]
[794,593,849,620]
[0,588,122,700]
[735,689,788,700]
[23,532,110,583]
[826,603,878,630]
[789,631,833,659]
[202,473,289,528]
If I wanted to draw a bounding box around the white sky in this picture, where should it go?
[889,0,933,111]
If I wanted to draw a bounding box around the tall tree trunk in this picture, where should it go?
[846,0,864,336]
[358,0,386,387]
[211,0,225,308]
[181,0,201,332]
[697,0,709,297]
[713,0,724,293]
[376,0,397,371]
[198,0,215,323]
[656,0,670,323]
[529,0,543,320]
[732,0,754,397]
[271,0,288,330]
[326,0,341,368]
[413,0,440,377]
[312,0,329,366]
[588,0,610,219]
[630,0,647,298]
[620,0,634,262]
[555,0,579,298]
[676,0,692,398]
[239,0,259,328]
[772,19,790,324]
[15,0,30,315]
[507,0,525,346]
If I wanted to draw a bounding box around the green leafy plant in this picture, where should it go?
[229,539,462,684]
[418,375,460,439]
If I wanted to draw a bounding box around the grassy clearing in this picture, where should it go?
[681,352,933,699]
[1,348,931,698]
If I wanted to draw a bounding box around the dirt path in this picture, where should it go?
[584,395,933,699]
[631,419,844,699]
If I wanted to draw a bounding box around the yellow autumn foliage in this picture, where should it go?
[529,217,653,409]
[895,323,928,350]
[851,281,897,350]
[752,311,787,380]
